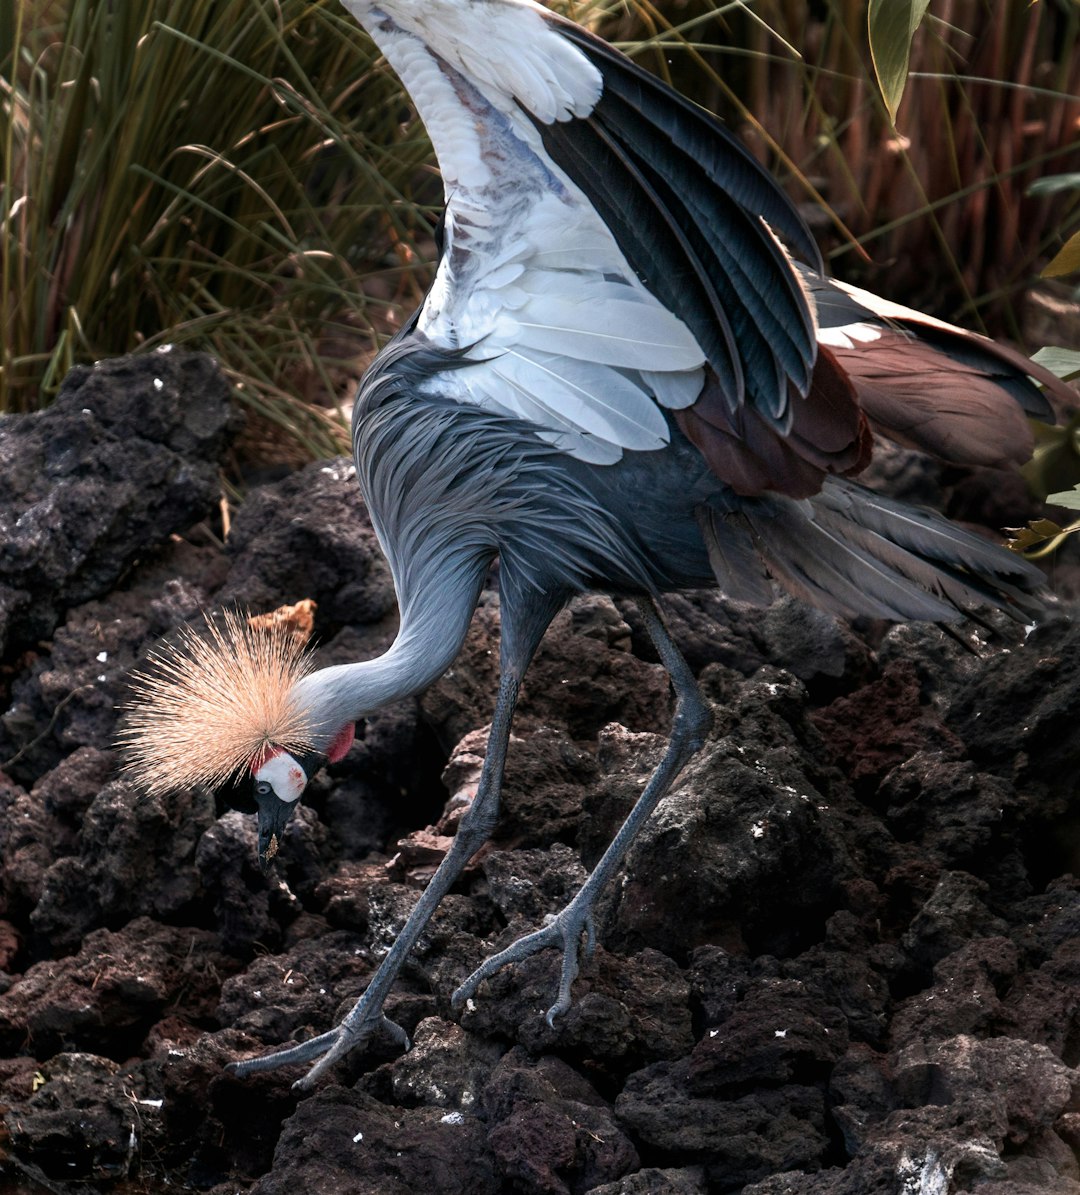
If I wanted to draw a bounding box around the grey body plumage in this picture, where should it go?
[354,324,720,602]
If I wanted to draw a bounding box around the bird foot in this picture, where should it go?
[451,900,597,1026]
[226,1012,409,1089]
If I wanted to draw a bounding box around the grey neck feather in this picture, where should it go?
[290,551,487,752]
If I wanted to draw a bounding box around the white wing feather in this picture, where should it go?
[342,0,601,124]
[341,0,706,462]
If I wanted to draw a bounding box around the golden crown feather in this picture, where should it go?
[119,603,318,795]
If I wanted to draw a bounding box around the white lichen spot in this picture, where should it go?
[139,1099,164,1109]
[96,651,108,663]
[774,1028,788,1038]
[320,463,357,483]
[153,377,164,391]
[440,1111,466,1125]
[352,1130,364,1143]
[750,822,765,839]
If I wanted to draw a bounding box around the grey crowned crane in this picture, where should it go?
[123,0,1073,1088]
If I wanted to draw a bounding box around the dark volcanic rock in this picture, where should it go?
[220,457,397,633]
[0,919,228,1060]
[252,1084,500,1195]
[0,350,236,657]
[616,1062,829,1187]
[30,780,214,956]
[3,353,1080,1192]
[482,1047,640,1193]
[3,1051,159,1183]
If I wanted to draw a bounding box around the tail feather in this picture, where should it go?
[804,270,1075,470]
[701,477,1043,621]
[696,506,773,606]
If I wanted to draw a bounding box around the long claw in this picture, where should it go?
[226,1029,339,1078]
[225,1014,409,1088]
[453,897,597,1025]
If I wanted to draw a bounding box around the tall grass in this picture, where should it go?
[1,0,434,454]
[2,0,1079,464]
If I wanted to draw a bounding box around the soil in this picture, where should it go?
[1,350,1079,1193]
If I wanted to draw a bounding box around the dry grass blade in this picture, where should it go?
[719,0,1080,332]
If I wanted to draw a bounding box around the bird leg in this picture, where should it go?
[451,596,711,1024]
[228,669,524,1089]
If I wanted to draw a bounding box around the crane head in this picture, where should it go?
[120,610,344,869]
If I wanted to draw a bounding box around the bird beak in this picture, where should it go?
[251,747,328,872]
[255,787,300,873]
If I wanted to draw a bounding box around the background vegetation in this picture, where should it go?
[2,0,1079,466]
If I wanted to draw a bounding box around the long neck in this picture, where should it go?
[293,550,489,752]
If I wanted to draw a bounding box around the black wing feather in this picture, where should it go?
[534,12,819,426]
[593,88,814,421]
[554,18,820,267]
[540,113,746,404]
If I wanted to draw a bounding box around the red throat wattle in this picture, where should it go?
[327,722,356,764]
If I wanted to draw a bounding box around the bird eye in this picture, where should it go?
[255,781,272,798]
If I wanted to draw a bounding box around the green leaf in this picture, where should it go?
[1043,230,1080,278]
[1030,347,1080,381]
[1047,488,1080,511]
[868,0,932,123]
[1027,172,1080,198]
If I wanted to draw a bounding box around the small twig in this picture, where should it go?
[1,684,94,770]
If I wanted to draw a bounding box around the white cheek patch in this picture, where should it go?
[254,752,306,803]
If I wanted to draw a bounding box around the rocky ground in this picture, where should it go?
[0,350,1079,1194]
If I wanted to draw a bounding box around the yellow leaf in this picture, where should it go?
[1004,519,1064,553]
[1043,230,1080,278]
